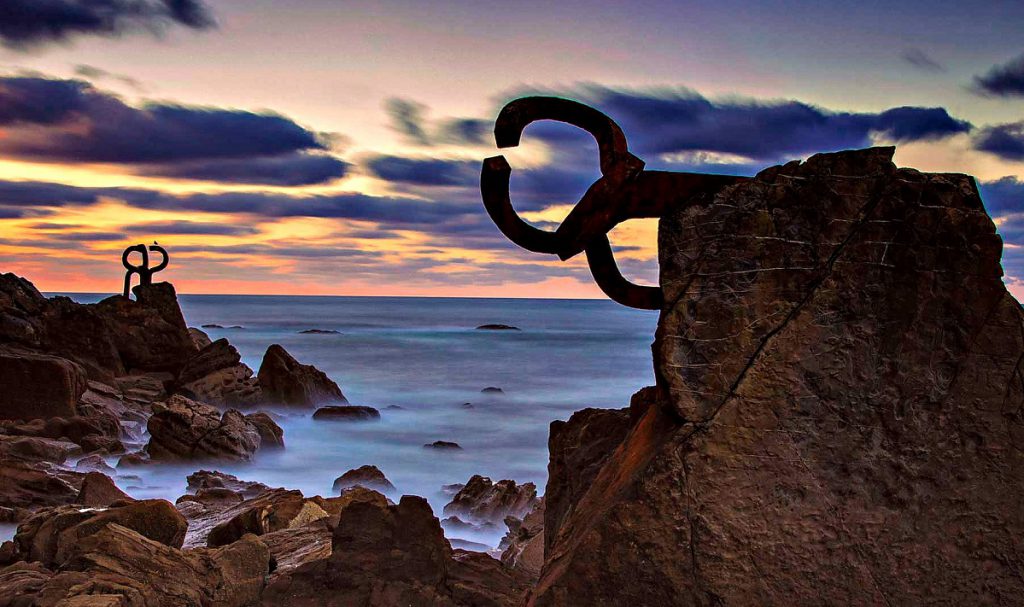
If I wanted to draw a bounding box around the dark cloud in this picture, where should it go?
[974,122,1024,161]
[973,53,1024,98]
[57,231,126,242]
[0,75,345,185]
[73,64,145,91]
[579,86,972,161]
[385,98,430,145]
[979,176,1024,216]
[366,156,478,187]
[0,207,33,219]
[385,97,489,146]
[0,0,215,49]
[149,152,350,186]
[901,48,945,72]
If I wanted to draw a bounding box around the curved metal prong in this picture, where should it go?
[481,155,560,255]
[584,235,662,310]
[122,244,148,271]
[494,96,641,176]
[149,244,169,274]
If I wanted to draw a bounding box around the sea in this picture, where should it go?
[25,294,660,547]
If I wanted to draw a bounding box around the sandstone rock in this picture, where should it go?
[311,405,379,421]
[74,455,116,474]
[8,523,270,607]
[499,498,545,579]
[331,465,395,494]
[0,348,87,421]
[245,412,285,449]
[175,339,262,407]
[308,486,389,521]
[0,435,80,464]
[12,498,186,567]
[178,487,328,549]
[146,395,262,461]
[188,326,213,349]
[0,462,81,513]
[528,148,1024,605]
[262,495,527,606]
[443,475,538,527]
[257,344,347,407]
[75,472,132,508]
[259,518,333,580]
[185,470,271,498]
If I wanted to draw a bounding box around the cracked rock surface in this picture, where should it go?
[529,148,1024,606]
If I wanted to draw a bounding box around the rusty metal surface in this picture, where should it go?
[480,96,747,309]
[122,242,168,298]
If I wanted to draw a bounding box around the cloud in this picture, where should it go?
[74,64,145,91]
[0,75,345,185]
[576,86,972,161]
[974,122,1024,161]
[130,221,259,236]
[385,98,430,145]
[901,48,945,72]
[979,176,1024,216]
[0,0,215,49]
[384,97,489,146]
[973,53,1024,97]
[366,156,478,187]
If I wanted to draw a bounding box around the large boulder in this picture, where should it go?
[0,348,87,421]
[262,495,529,606]
[75,472,133,507]
[176,486,328,548]
[0,462,81,514]
[146,395,262,461]
[258,344,347,407]
[331,465,395,494]
[175,339,262,407]
[443,475,538,528]
[499,498,545,579]
[528,148,1024,605]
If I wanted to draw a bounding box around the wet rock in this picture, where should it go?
[245,411,285,449]
[0,435,80,464]
[189,326,213,349]
[309,487,389,522]
[0,348,87,421]
[259,518,333,580]
[298,329,340,334]
[74,454,116,475]
[185,470,271,498]
[262,495,528,606]
[481,387,504,394]
[75,472,133,507]
[331,465,395,494]
[475,324,521,331]
[202,489,328,548]
[202,323,223,329]
[425,440,462,450]
[443,476,538,528]
[175,339,262,407]
[311,405,379,421]
[258,344,347,407]
[499,498,545,579]
[115,452,154,468]
[0,462,81,512]
[146,395,262,461]
[11,498,186,567]
[529,148,1024,605]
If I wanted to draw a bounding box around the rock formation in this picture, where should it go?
[145,395,263,461]
[332,465,396,494]
[175,338,262,407]
[312,405,380,421]
[443,475,538,528]
[527,148,1024,605]
[258,343,347,406]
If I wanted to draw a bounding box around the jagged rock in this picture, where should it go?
[245,412,285,449]
[443,475,538,527]
[1,523,270,607]
[176,486,328,549]
[0,462,81,513]
[311,405,379,421]
[331,465,395,494]
[528,148,1024,605]
[260,518,333,580]
[175,339,262,407]
[261,495,528,606]
[146,395,262,461]
[75,472,132,507]
[74,455,116,474]
[0,348,87,421]
[185,470,271,498]
[258,344,347,407]
[0,435,80,464]
[500,498,545,579]
[308,487,389,521]
[93,282,196,376]
[189,326,213,349]
[11,499,186,567]
[1,412,121,454]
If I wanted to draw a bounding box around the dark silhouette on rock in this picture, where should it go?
[523,148,1024,605]
[311,405,379,421]
[258,344,347,407]
[121,242,168,299]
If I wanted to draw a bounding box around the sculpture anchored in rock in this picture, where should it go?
[481,96,746,309]
[122,242,168,298]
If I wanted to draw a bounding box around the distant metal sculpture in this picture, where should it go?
[122,242,168,298]
[481,97,747,309]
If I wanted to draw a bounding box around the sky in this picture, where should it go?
[0,0,1023,299]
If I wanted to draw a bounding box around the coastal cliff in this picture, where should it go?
[529,147,1024,605]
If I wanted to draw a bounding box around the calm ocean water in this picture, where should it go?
[54,294,660,546]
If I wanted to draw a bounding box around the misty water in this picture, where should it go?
[51,294,659,547]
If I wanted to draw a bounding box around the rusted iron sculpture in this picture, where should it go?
[481,97,748,309]
[122,242,168,298]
